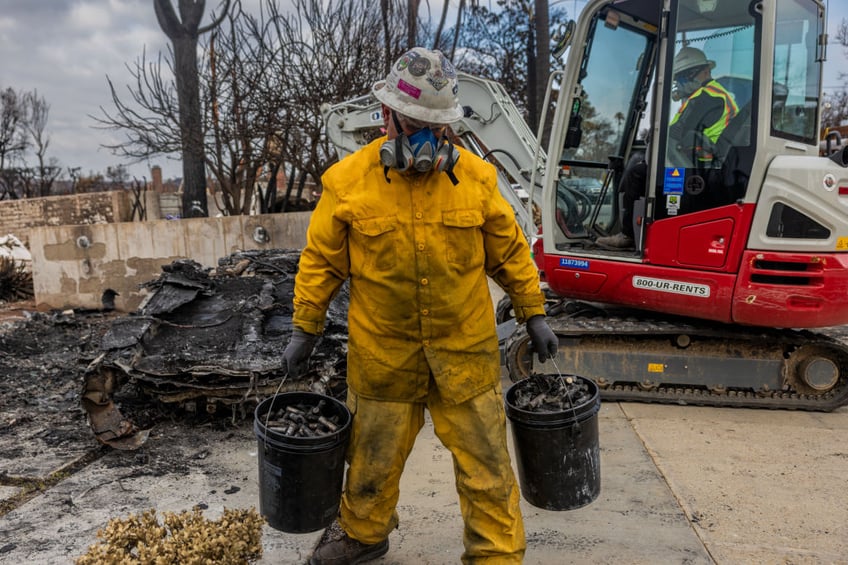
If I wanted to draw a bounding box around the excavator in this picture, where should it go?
[322,0,848,411]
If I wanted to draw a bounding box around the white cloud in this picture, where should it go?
[1,0,847,181]
[68,2,115,31]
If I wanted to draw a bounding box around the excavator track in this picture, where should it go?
[504,301,848,412]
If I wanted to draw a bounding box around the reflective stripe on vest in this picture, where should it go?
[670,79,739,143]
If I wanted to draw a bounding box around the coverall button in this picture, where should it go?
[418,243,425,251]
[415,212,423,219]
[421,278,429,285]
[422,309,429,316]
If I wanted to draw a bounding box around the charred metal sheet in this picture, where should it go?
[100,317,153,350]
[138,260,214,315]
[83,249,349,450]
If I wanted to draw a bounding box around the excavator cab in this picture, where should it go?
[536,0,848,329]
[550,0,762,246]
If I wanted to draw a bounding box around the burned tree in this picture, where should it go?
[99,0,403,215]
[452,1,567,130]
[199,0,398,215]
[267,0,403,210]
[0,87,60,200]
[22,91,61,198]
[153,0,231,218]
[0,88,27,200]
[202,2,286,216]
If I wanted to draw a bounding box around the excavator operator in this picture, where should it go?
[668,46,739,165]
[596,45,738,250]
[282,47,557,564]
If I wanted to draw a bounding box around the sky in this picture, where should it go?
[1,0,847,182]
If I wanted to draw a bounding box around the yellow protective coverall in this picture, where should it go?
[292,136,546,563]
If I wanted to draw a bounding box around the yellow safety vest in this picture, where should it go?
[671,79,739,145]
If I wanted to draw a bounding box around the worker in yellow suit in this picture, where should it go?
[283,47,558,565]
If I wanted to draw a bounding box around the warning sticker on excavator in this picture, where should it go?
[647,363,664,373]
[663,167,685,194]
[633,275,710,297]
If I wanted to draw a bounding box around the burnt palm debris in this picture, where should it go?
[510,374,595,413]
[82,249,350,450]
[0,256,33,303]
[260,400,341,437]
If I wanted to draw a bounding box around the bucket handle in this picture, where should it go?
[549,358,581,433]
[261,372,290,452]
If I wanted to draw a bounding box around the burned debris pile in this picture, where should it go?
[82,249,349,450]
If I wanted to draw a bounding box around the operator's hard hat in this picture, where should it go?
[673,46,715,76]
[373,48,464,124]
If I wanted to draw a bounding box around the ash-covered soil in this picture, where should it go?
[0,305,241,443]
[0,310,115,472]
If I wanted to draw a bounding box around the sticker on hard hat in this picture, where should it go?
[408,57,430,77]
[397,79,422,99]
[632,275,710,297]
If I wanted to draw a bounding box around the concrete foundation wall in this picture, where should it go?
[0,191,130,247]
[28,212,311,312]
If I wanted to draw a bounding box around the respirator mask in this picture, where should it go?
[672,67,704,101]
[380,111,460,183]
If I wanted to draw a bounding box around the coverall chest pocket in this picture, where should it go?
[442,209,483,265]
[352,216,398,271]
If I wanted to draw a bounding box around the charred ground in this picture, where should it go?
[0,249,349,521]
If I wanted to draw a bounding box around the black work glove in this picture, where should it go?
[526,315,558,362]
[282,329,318,379]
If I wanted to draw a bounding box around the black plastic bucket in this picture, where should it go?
[254,391,351,533]
[504,374,601,510]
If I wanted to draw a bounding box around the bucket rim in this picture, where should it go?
[254,391,351,450]
[505,374,600,425]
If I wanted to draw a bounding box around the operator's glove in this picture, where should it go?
[282,329,318,379]
[526,315,558,362]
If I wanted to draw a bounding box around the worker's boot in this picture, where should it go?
[308,520,389,565]
[596,232,634,250]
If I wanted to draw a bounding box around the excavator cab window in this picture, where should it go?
[770,0,823,144]
[653,0,760,220]
[556,6,658,239]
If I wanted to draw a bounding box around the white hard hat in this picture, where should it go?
[673,46,715,76]
[373,48,464,124]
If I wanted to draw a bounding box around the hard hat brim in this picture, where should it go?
[373,80,464,125]
[674,57,716,76]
